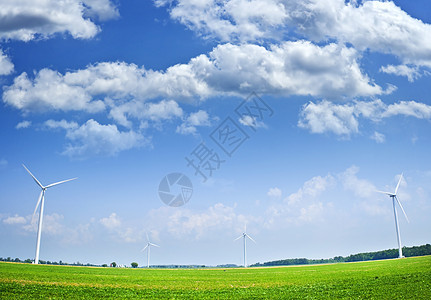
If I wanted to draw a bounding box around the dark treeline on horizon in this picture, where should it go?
[1,244,430,268]
[250,244,431,267]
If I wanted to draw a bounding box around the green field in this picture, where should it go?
[1,256,430,299]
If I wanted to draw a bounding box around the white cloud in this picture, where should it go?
[286,174,335,206]
[298,100,359,136]
[238,115,267,129]
[16,120,31,129]
[82,0,119,21]
[264,166,393,228]
[0,0,118,41]
[3,215,26,225]
[299,99,431,136]
[157,0,289,42]
[144,100,183,121]
[99,213,121,229]
[265,173,335,227]
[146,203,257,239]
[383,101,431,119]
[158,0,431,68]
[3,70,106,113]
[371,131,385,144]
[339,166,377,199]
[176,110,213,135]
[0,49,13,75]
[204,42,382,98]
[380,65,422,82]
[23,213,65,235]
[267,187,282,198]
[45,119,147,157]
[45,119,79,130]
[3,41,383,119]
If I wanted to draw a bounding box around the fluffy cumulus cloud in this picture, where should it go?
[267,187,282,198]
[3,214,26,225]
[265,173,335,227]
[99,213,121,229]
[22,213,65,235]
[380,65,423,82]
[0,49,13,75]
[82,0,119,21]
[264,166,394,227]
[0,0,118,41]
[3,42,383,116]
[157,0,431,68]
[155,0,289,42]
[15,120,31,129]
[176,110,213,135]
[44,119,147,157]
[339,166,377,199]
[165,203,253,238]
[370,131,385,144]
[299,99,431,137]
[3,69,106,113]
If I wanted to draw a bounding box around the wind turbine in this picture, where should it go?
[377,173,409,258]
[142,233,159,268]
[23,164,77,264]
[234,225,256,267]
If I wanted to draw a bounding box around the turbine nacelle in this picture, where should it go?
[377,173,409,223]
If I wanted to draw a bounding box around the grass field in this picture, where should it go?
[1,256,430,299]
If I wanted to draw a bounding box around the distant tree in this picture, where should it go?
[102,264,108,267]
[111,262,117,267]
[131,262,138,268]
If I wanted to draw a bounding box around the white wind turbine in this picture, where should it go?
[23,164,77,264]
[234,225,256,268]
[142,233,160,268]
[377,173,409,258]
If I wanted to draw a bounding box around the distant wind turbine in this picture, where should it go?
[234,225,256,267]
[142,233,160,268]
[23,164,77,264]
[377,173,409,258]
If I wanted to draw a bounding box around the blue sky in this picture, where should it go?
[0,0,430,267]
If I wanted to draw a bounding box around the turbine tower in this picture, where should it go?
[234,225,255,267]
[142,233,159,268]
[378,173,409,258]
[23,164,76,264]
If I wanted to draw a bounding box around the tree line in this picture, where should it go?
[1,244,430,268]
[250,244,431,267]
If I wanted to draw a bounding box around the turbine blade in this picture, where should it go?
[149,243,160,248]
[395,196,409,223]
[22,164,44,189]
[146,232,149,242]
[394,173,403,195]
[234,235,242,241]
[32,190,44,223]
[45,177,77,188]
[245,233,256,243]
[376,190,394,196]
[142,245,148,251]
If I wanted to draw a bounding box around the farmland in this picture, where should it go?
[1,256,430,299]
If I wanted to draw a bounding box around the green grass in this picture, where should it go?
[1,256,430,299]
